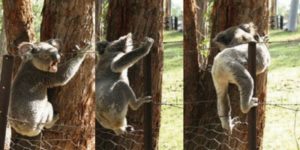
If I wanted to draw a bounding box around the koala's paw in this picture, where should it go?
[144,37,154,45]
[73,43,92,57]
[45,113,60,129]
[220,116,240,134]
[141,96,152,103]
[115,129,125,136]
[249,97,258,109]
[126,125,135,132]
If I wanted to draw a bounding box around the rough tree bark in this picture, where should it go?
[164,0,172,30]
[95,0,103,41]
[2,0,35,149]
[184,0,269,149]
[183,0,201,149]
[195,0,208,41]
[96,0,163,149]
[39,0,95,149]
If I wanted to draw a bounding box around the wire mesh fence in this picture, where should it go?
[0,39,300,149]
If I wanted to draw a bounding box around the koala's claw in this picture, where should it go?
[141,96,152,103]
[126,125,135,132]
[250,97,259,107]
[144,37,154,44]
[221,116,241,134]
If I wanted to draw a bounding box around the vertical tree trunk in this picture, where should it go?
[39,0,95,149]
[184,0,269,149]
[195,0,208,41]
[183,0,202,150]
[95,0,103,41]
[287,0,299,31]
[96,0,163,149]
[165,0,172,30]
[270,0,277,17]
[195,0,208,66]
[2,0,35,149]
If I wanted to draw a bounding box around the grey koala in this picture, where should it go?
[9,39,89,137]
[213,22,257,50]
[211,23,271,133]
[96,33,154,135]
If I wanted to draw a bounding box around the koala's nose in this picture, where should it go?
[51,53,61,62]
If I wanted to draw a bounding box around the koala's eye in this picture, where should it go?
[40,53,50,59]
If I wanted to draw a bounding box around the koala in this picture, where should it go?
[9,39,88,137]
[96,33,154,135]
[213,22,256,50]
[211,23,271,133]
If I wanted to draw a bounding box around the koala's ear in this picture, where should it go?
[213,32,230,45]
[47,39,62,50]
[18,42,34,56]
[96,41,109,55]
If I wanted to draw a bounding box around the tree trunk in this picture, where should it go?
[39,0,95,149]
[2,0,35,149]
[184,0,269,149]
[95,0,103,41]
[287,0,299,31]
[195,0,208,66]
[195,0,208,41]
[164,0,172,30]
[96,0,163,149]
[183,0,202,149]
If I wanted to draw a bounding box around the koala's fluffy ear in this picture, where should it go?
[18,42,35,56]
[239,22,256,35]
[96,41,109,54]
[47,39,62,50]
[213,32,230,45]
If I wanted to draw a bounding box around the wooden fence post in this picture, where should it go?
[247,42,257,150]
[0,55,14,150]
[144,52,153,150]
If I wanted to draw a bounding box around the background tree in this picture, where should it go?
[287,0,299,31]
[184,0,269,149]
[96,0,163,149]
[2,0,35,148]
[39,0,95,149]
[2,0,35,71]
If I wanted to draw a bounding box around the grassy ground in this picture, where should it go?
[159,31,183,150]
[263,28,300,150]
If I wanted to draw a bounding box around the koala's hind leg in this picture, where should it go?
[115,81,152,110]
[212,76,232,131]
[232,67,258,113]
[44,102,59,129]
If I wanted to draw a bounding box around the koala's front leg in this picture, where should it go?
[111,37,154,72]
[47,44,91,87]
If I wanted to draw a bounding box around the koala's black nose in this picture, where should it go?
[51,52,61,62]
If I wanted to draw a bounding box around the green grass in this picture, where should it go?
[263,28,300,150]
[159,31,183,150]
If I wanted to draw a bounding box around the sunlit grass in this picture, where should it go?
[263,28,300,150]
[159,31,183,150]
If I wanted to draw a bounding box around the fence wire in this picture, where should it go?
[5,117,95,150]
[1,39,300,149]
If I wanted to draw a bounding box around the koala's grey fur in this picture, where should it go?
[211,23,271,133]
[213,22,256,50]
[9,39,88,137]
[96,33,154,135]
